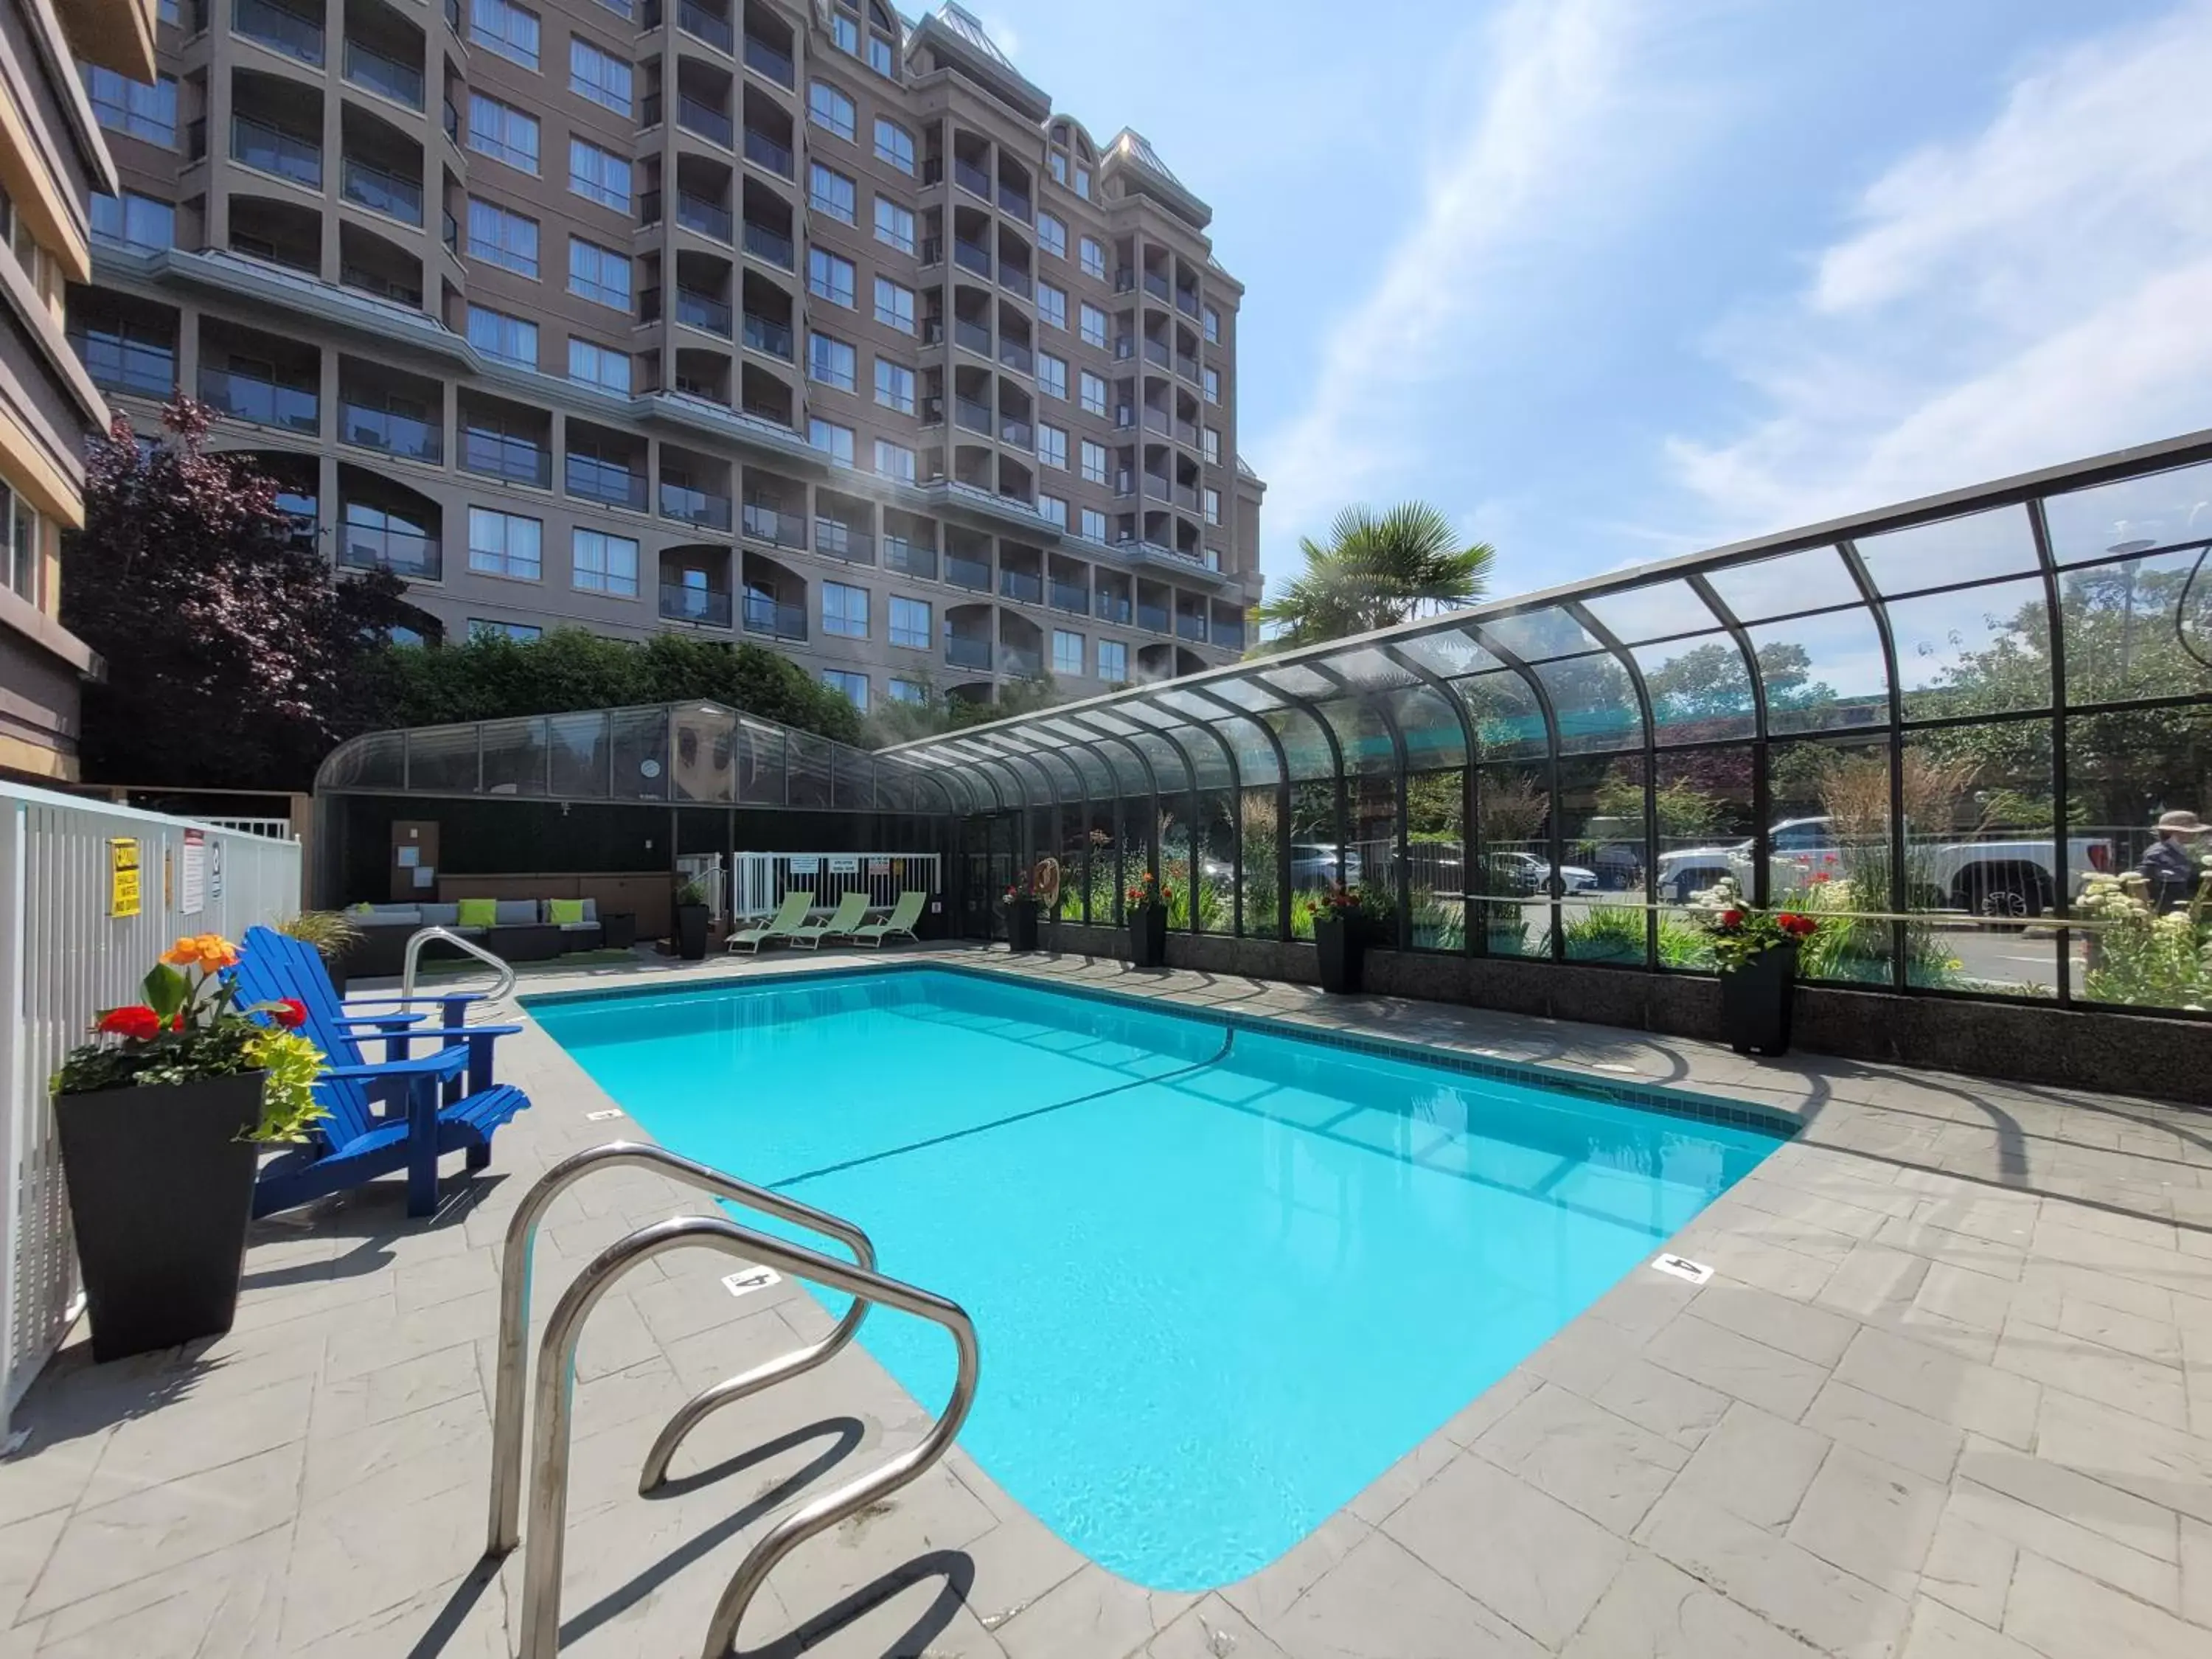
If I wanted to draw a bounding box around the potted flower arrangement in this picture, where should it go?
[1695,879,1818,1055]
[1002,872,1042,953]
[1124,870,1172,969]
[672,878,711,960]
[52,934,327,1361]
[1305,883,1368,994]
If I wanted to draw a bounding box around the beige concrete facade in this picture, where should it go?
[71,0,1262,717]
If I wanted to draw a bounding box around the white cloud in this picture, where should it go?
[1672,0,2212,534]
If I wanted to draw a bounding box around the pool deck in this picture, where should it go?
[4,943,2212,1658]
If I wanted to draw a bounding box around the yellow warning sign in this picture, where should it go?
[108,838,142,919]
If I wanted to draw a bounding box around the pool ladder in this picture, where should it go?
[484,1141,980,1659]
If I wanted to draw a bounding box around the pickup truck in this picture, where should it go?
[1655,817,2114,919]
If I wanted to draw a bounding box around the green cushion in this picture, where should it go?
[456,897,498,928]
[548,899,585,925]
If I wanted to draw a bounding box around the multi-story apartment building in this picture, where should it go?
[1,0,153,780]
[71,0,1263,717]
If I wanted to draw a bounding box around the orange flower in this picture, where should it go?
[161,933,238,972]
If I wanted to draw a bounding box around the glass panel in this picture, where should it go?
[833,749,872,810]
[1075,801,1116,922]
[1856,504,2039,595]
[1901,728,2057,995]
[1886,579,2051,720]
[1705,546,1863,620]
[1286,779,1340,938]
[1265,706,1335,782]
[1654,746,1756,967]
[1203,678,1284,714]
[1348,768,1400,937]
[1049,737,1115,798]
[2044,459,2212,564]
[479,715,549,795]
[672,706,736,801]
[1239,785,1282,938]
[1767,737,1892,986]
[1384,684,1467,771]
[1559,755,1648,964]
[1580,580,1723,645]
[324,731,403,789]
[1633,634,1756,745]
[1476,606,1597,664]
[547,712,610,797]
[1406,768,1466,950]
[1529,653,1641,754]
[787,730,832,807]
[1313,697,1394,776]
[1193,790,1235,933]
[1455,669,1546,760]
[1326,646,1418,692]
[405,724,479,791]
[1189,710,1280,787]
[1124,730,1193,794]
[1747,609,1890,734]
[2065,705,2212,1010]
[1473,762,1551,958]
[734,720,785,804]
[1257,663,1337,703]
[2059,549,2212,708]
[609,706,668,799]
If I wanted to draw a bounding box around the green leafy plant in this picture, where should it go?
[2078,870,2212,1009]
[1688,877,1818,972]
[674,879,709,908]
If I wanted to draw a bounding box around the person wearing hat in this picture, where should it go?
[2140,810,2207,913]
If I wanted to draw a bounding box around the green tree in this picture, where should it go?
[1255,503,1495,649]
[861,670,1065,745]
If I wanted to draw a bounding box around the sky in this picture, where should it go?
[958,0,2212,601]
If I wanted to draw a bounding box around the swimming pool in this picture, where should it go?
[527,967,1784,1590]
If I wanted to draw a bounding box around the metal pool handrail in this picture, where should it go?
[485,1141,877,1557]
[515,1214,979,1659]
[398,925,517,1012]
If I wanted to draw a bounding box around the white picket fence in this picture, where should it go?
[729,851,942,918]
[0,785,301,1432]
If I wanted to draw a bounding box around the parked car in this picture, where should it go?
[1289,844,1363,887]
[1486,851,1600,896]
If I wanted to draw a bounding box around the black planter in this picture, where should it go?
[1720,943,1798,1056]
[674,902,710,961]
[1006,898,1040,953]
[322,954,349,998]
[1313,914,1366,994]
[1127,905,1169,969]
[55,1072,264,1362]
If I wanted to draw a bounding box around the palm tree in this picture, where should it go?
[1253,503,1495,650]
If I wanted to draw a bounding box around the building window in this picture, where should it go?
[808,247,855,308]
[1203,426,1220,465]
[1053,628,1084,676]
[830,10,858,53]
[466,304,538,367]
[71,310,175,396]
[807,80,855,142]
[1037,353,1067,400]
[568,36,632,114]
[466,198,539,276]
[1038,494,1067,529]
[81,67,177,146]
[470,619,543,641]
[469,0,540,69]
[568,336,630,392]
[873,117,914,173]
[89,191,174,248]
[1036,212,1065,259]
[1079,507,1107,542]
[1203,306,1222,344]
[568,138,630,210]
[467,94,540,173]
[1079,439,1108,485]
[572,527,639,594]
[1036,282,1066,331]
[807,331,856,391]
[888,676,925,704]
[868,32,894,76]
[1079,371,1107,417]
[1048,151,1066,185]
[874,276,915,333]
[1204,487,1221,525]
[821,669,868,710]
[873,197,915,254]
[1037,424,1067,470]
[468,507,542,579]
[1078,303,1107,349]
[1203,366,1220,404]
[810,418,855,466]
[1074,165,1090,199]
[567,237,631,309]
[889,595,931,650]
[874,358,915,414]
[810,162,856,222]
[595,0,632,17]
[874,438,917,481]
[822,581,869,639]
[1,486,38,608]
[1079,237,1105,279]
[1097,639,1126,681]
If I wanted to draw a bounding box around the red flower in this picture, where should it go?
[1809,870,1832,884]
[171,1010,187,1032]
[97,1006,162,1041]
[273,998,308,1030]
[1719,908,1745,929]
[1780,914,1818,938]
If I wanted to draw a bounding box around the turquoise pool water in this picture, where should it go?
[527,968,1782,1590]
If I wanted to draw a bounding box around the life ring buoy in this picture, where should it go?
[1032,857,1062,908]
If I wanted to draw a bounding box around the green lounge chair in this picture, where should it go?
[726,890,813,953]
[789,891,872,950]
[851,890,927,948]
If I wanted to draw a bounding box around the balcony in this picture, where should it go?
[1113,335,1135,361]
[814,519,873,563]
[953,319,991,357]
[344,40,424,108]
[1175,352,1200,382]
[741,32,794,86]
[567,456,648,511]
[1214,619,1245,650]
[1176,288,1200,319]
[340,400,440,462]
[341,156,422,225]
[1142,475,1172,503]
[233,114,321,188]
[1002,646,1042,679]
[953,395,992,437]
[740,501,806,549]
[1143,339,1171,369]
[1137,601,1169,633]
[998,338,1032,375]
[945,553,991,591]
[997,183,1030,221]
[1177,612,1207,643]
[660,582,733,626]
[740,311,791,358]
[1113,268,1135,293]
[462,431,549,487]
[884,538,936,579]
[999,418,1032,450]
[200,367,317,433]
[339,523,439,579]
[999,266,1032,299]
[660,481,732,529]
[1142,270,1170,302]
[999,568,1042,604]
[234,0,323,65]
[677,0,733,52]
[676,189,734,241]
[676,287,733,336]
[952,158,990,199]
[1050,579,1088,615]
[1141,408,1170,437]
[1096,593,1132,625]
[945,635,991,670]
[742,220,793,268]
[1175,483,1201,512]
[742,594,807,640]
[742,127,793,178]
[677,93,734,147]
[951,238,991,277]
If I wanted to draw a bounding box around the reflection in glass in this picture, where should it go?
[1886,579,2052,720]
[2064,707,2212,1009]
[1580,580,1723,645]
[1634,634,1756,745]
[1239,786,1281,938]
[2043,459,2212,564]
[1654,747,1756,967]
[1854,505,2039,596]
[548,712,610,797]
[1767,737,1893,986]
[1473,762,1551,958]
[1405,768,1465,949]
[1747,609,1890,734]
[406,725,479,792]
[1899,728,2057,995]
[480,716,549,795]
[1455,669,1546,759]
[1531,652,1641,754]
[1705,546,1863,620]
[1558,756,1649,964]
[2059,550,2212,707]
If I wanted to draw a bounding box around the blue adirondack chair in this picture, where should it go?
[238,929,504,1096]
[235,929,532,1218]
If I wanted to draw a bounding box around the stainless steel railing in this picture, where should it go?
[398,925,516,1013]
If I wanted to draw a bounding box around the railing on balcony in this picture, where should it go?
[742,32,795,86]
[677,0,733,52]
[742,594,808,639]
[641,89,663,127]
[742,127,793,178]
[999,418,1032,450]
[677,92,734,147]
[813,519,874,563]
[952,158,990,198]
[997,183,1031,221]
[945,554,991,591]
[883,537,937,580]
[344,38,424,107]
[952,319,991,356]
[999,265,1032,299]
[919,393,944,425]
[740,501,807,549]
[1213,619,1245,650]
[342,155,423,225]
[566,456,648,510]
[1096,593,1133,625]
[1143,339,1172,369]
[741,311,791,358]
[1113,268,1135,292]
[660,582,733,626]
[1113,335,1135,361]
[232,114,321,187]
[998,568,1042,604]
[1177,612,1208,643]
[675,287,734,336]
[199,367,317,433]
[1174,484,1200,513]
[1002,646,1041,679]
[952,239,991,277]
[676,189,734,240]
[234,0,323,65]
[462,429,550,487]
[443,97,458,142]
[919,237,943,266]
[659,481,732,529]
[1137,602,1170,633]
[1175,352,1200,382]
[442,209,457,251]
[1142,270,1170,301]
[1141,408,1170,437]
[1050,580,1088,615]
[1176,288,1201,318]
[340,400,441,462]
[339,522,440,579]
[1142,475,1172,502]
[742,219,793,267]
[952,396,992,436]
[1175,417,1199,446]
[998,338,1033,375]
[945,635,991,670]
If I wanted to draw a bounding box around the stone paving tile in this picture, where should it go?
[1896,1597,2042,1658]
[1918,1508,2017,1630]
[1642,1313,1832,1421]
[1470,1382,1688,1534]
[1666,1401,1832,1532]
[1785,1446,1947,1598]
[1831,1326,2041,1450]
[2003,1551,2205,1659]
[1802,1379,1965,1484]
[1263,1531,1546,1659]
[1561,1549,1824,1658]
